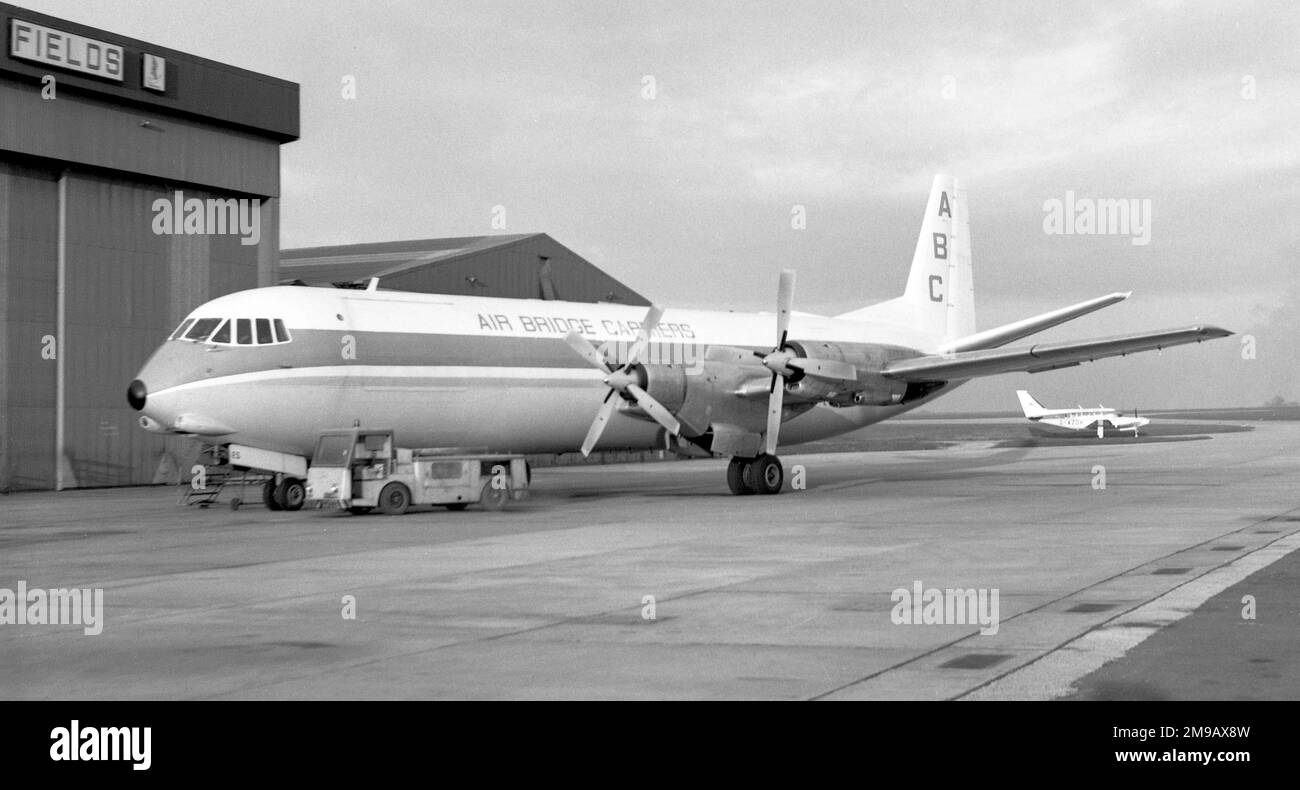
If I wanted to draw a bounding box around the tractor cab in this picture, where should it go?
[307,428,399,509]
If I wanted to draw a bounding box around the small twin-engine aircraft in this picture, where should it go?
[127,175,1230,504]
[1017,390,1150,438]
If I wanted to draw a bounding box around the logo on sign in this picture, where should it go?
[142,53,165,91]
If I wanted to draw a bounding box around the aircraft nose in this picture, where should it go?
[127,379,147,411]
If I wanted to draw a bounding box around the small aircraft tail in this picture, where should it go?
[1017,390,1047,418]
[837,175,975,348]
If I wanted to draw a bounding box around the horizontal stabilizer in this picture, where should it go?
[940,292,1130,353]
[883,325,1232,382]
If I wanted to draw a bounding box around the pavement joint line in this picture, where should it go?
[196,539,934,699]
[1,527,737,638]
[810,507,1300,701]
[961,520,1300,701]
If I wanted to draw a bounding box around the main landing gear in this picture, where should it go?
[726,454,783,495]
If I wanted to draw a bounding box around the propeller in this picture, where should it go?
[565,305,682,456]
[753,270,858,456]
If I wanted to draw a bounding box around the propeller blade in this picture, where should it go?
[776,269,795,348]
[765,381,785,456]
[581,393,619,456]
[624,304,665,366]
[565,332,611,372]
[626,384,681,437]
[786,357,858,382]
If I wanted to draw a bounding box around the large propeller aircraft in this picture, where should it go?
[128,176,1231,503]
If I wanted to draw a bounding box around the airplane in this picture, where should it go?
[126,175,1231,508]
[1017,390,1150,438]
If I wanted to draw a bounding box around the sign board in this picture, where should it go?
[9,19,124,81]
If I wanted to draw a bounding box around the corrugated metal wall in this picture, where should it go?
[59,174,262,487]
[0,165,269,491]
[0,160,58,491]
[0,82,283,198]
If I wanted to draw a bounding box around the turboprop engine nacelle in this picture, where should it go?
[779,340,912,406]
[620,364,689,413]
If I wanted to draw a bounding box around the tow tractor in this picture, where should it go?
[304,428,529,514]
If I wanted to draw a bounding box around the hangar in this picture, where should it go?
[0,6,654,492]
[0,4,299,491]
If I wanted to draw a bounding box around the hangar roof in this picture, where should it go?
[278,233,649,304]
[279,234,538,285]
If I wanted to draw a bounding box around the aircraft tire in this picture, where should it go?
[727,457,754,495]
[277,478,306,511]
[377,482,411,515]
[746,455,783,495]
[263,479,283,511]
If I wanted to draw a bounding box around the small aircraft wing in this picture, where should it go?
[882,325,1232,382]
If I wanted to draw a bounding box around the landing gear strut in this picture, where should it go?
[727,454,783,495]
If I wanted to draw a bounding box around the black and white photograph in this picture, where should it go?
[0,0,1296,765]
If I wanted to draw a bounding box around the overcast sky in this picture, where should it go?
[25,0,1300,409]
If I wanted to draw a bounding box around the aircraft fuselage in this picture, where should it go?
[130,286,950,458]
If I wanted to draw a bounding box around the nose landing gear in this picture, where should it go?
[726,454,784,495]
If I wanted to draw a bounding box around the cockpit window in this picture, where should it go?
[180,316,292,346]
[170,318,195,340]
[184,318,222,342]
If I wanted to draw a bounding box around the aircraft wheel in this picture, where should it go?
[444,502,469,511]
[276,478,306,511]
[727,457,754,495]
[746,455,784,495]
[263,479,283,511]
[230,497,242,511]
[479,480,510,510]
[377,483,411,515]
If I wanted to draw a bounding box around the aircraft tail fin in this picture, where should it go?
[1017,390,1048,418]
[836,175,975,347]
[902,175,974,341]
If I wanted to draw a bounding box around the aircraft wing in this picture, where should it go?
[882,325,1232,382]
